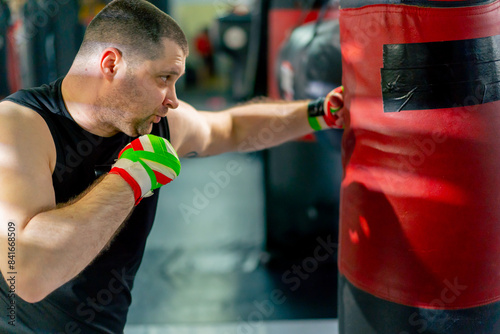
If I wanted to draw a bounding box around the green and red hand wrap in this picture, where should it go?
[109,134,181,205]
[307,86,344,130]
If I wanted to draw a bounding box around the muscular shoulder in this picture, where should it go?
[167,100,210,157]
[167,100,231,158]
[0,101,57,172]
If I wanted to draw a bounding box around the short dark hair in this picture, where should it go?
[79,0,188,61]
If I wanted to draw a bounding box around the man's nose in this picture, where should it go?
[163,87,179,109]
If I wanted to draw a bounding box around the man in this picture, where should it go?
[0,0,344,332]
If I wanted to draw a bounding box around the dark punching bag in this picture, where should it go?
[276,15,343,148]
[276,19,342,101]
[338,0,500,333]
[265,14,343,265]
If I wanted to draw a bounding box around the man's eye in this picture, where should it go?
[161,76,169,83]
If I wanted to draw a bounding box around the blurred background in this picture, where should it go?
[0,0,343,332]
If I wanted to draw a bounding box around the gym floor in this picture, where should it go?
[123,90,339,333]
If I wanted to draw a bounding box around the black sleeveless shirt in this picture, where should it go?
[0,78,170,333]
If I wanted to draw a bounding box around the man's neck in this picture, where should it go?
[61,73,117,138]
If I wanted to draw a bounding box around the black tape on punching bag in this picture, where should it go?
[382,35,500,112]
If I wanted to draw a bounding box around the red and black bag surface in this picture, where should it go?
[339,0,500,309]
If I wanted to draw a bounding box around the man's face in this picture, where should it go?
[104,38,186,137]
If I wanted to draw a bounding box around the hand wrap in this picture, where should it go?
[110,134,181,205]
[307,86,344,130]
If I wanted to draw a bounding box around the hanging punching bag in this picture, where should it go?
[338,0,500,332]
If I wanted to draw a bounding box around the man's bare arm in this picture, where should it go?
[169,88,345,158]
[169,99,314,158]
[0,102,135,303]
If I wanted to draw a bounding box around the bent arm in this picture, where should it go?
[0,102,135,303]
[169,99,314,158]
[17,175,134,303]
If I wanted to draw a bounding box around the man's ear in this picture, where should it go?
[100,47,124,79]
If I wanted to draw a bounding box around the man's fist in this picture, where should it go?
[325,86,345,129]
[307,86,345,130]
[110,134,181,205]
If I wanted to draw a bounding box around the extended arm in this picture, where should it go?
[169,88,344,158]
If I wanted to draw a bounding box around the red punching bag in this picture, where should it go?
[339,0,500,309]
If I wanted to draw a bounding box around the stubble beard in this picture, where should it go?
[94,78,155,137]
[134,117,154,136]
